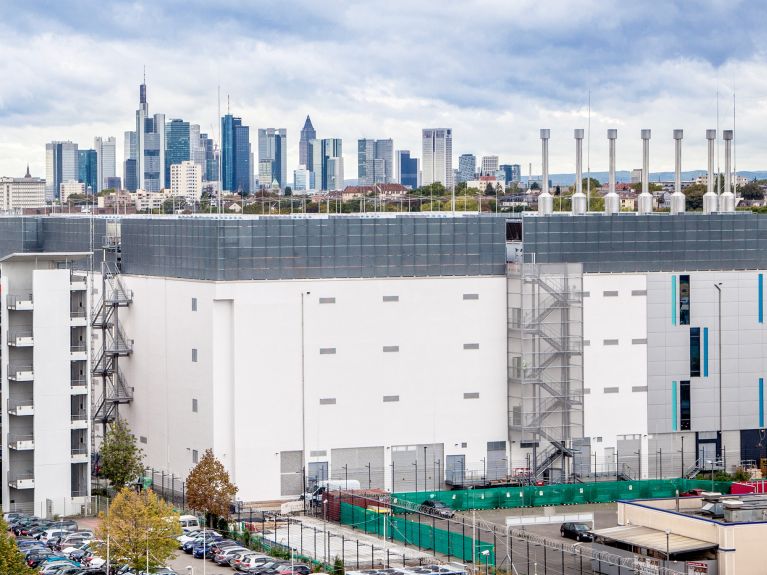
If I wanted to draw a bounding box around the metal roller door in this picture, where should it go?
[391,443,444,492]
[330,446,385,489]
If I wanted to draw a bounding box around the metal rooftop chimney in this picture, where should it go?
[604,129,619,214]
[538,129,553,215]
[572,129,587,215]
[637,129,653,214]
[671,130,686,215]
[720,130,735,212]
[703,129,718,214]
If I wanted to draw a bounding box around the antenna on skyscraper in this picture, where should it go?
[143,65,146,85]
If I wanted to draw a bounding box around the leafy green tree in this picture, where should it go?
[684,183,707,211]
[484,183,495,196]
[332,556,345,575]
[580,177,601,191]
[95,488,180,571]
[100,418,144,489]
[629,182,663,193]
[284,187,293,197]
[186,449,238,525]
[530,181,540,190]
[0,516,35,574]
[740,181,764,201]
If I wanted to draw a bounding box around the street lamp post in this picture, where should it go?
[413,461,418,492]
[365,463,371,490]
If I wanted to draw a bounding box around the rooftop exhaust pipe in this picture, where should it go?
[604,129,619,214]
[538,129,553,215]
[720,130,735,212]
[671,130,685,215]
[637,129,653,214]
[703,129,718,214]
[572,129,587,215]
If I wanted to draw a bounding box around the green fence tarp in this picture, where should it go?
[393,479,732,511]
[339,502,494,563]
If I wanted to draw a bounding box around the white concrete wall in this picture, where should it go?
[121,275,508,501]
[582,274,648,462]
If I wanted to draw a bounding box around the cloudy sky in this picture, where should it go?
[0,0,765,182]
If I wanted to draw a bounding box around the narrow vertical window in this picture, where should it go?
[703,327,709,377]
[671,276,677,325]
[759,274,764,324]
[192,348,198,362]
[679,274,690,325]
[192,297,197,311]
[671,381,678,431]
[680,381,691,431]
[690,328,700,377]
[760,378,764,428]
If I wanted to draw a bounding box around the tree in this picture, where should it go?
[284,186,293,197]
[162,197,187,214]
[484,183,495,196]
[530,181,540,190]
[0,516,36,575]
[95,488,180,571]
[581,177,601,191]
[100,418,144,489]
[186,449,238,525]
[683,183,707,211]
[740,181,764,201]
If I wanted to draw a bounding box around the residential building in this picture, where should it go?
[293,167,314,193]
[358,139,394,186]
[77,149,98,194]
[0,251,91,516]
[60,180,85,202]
[258,128,287,190]
[299,115,316,169]
[123,131,138,192]
[631,168,642,184]
[0,168,46,210]
[170,161,203,204]
[457,154,476,184]
[135,82,165,192]
[94,137,116,194]
[395,150,419,189]
[45,141,78,201]
[165,119,191,187]
[500,164,521,184]
[480,155,499,176]
[422,129,453,189]
[133,189,170,211]
[221,114,251,194]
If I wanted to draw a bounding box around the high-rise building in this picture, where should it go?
[457,154,476,184]
[500,164,521,183]
[45,141,78,201]
[170,160,203,204]
[165,119,191,186]
[309,139,322,190]
[124,131,138,192]
[317,139,343,191]
[358,139,394,185]
[94,136,116,193]
[0,167,46,210]
[258,128,287,190]
[221,114,251,194]
[299,115,316,168]
[422,129,453,189]
[293,167,314,192]
[77,149,98,194]
[200,134,218,182]
[135,81,166,192]
[481,155,499,176]
[395,150,419,189]
[60,180,85,202]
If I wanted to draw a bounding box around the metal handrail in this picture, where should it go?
[8,364,33,373]
[7,294,33,306]
[71,412,88,421]
[8,327,33,339]
[8,434,34,442]
[70,379,87,387]
[9,472,34,481]
[70,344,87,352]
[8,398,34,409]
[70,309,87,318]
[71,446,88,456]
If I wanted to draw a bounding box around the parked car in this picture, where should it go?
[420,499,455,518]
[276,564,311,575]
[229,551,258,569]
[237,555,273,572]
[24,548,57,567]
[244,560,288,574]
[214,546,249,564]
[560,522,593,542]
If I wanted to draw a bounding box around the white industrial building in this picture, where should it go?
[0,168,46,211]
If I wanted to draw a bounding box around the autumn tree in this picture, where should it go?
[186,449,238,525]
[0,516,36,575]
[100,418,144,489]
[95,488,180,572]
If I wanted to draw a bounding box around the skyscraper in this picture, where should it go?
[457,154,476,183]
[94,136,116,193]
[480,155,499,176]
[500,164,521,183]
[258,128,287,190]
[135,81,166,192]
[395,150,420,189]
[422,129,453,189]
[309,138,343,191]
[124,131,138,191]
[200,133,218,182]
[165,119,191,185]
[77,149,98,194]
[358,139,394,185]
[299,116,316,168]
[45,141,78,201]
[221,114,251,194]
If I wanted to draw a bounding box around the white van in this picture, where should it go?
[179,515,200,532]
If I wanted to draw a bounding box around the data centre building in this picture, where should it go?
[0,212,764,503]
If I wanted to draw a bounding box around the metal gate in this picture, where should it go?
[391,443,444,492]
[446,454,465,486]
[487,441,508,480]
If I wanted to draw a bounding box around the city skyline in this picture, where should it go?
[1,1,766,181]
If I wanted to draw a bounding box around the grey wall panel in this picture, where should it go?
[329,446,385,490]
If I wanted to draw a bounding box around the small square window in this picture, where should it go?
[192,398,198,413]
[192,348,198,362]
[192,297,197,311]
[192,449,198,464]
[140,436,147,444]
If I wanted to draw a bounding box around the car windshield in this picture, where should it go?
[573,524,589,531]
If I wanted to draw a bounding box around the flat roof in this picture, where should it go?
[0,252,91,263]
[591,525,717,555]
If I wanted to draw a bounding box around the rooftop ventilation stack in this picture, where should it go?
[637,129,653,214]
[572,129,587,215]
[671,129,686,215]
[720,130,735,212]
[538,129,553,215]
[604,129,619,214]
[703,129,718,214]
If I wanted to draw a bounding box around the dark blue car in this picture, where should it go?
[193,540,222,559]
[184,535,220,554]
